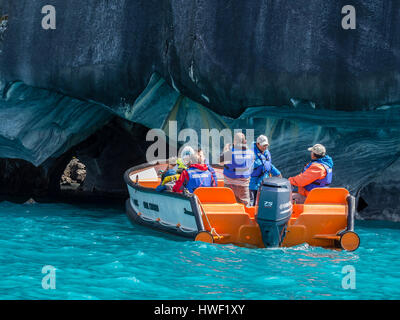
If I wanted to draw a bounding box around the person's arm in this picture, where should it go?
[288,163,325,187]
[207,165,218,187]
[172,170,189,193]
[270,164,282,177]
[219,149,232,164]
[258,163,279,185]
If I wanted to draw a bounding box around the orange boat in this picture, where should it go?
[124,161,360,251]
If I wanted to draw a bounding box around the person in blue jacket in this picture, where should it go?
[249,135,282,206]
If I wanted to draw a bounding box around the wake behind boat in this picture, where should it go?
[124,161,360,251]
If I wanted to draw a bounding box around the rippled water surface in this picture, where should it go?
[0,201,399,300]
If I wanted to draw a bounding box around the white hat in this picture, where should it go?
[168,157,177,165]
[180,146,195,165]
[256,135,269,146]
[233,132,247,145]
[308,144,326,156]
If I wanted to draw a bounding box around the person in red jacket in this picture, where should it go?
[172,153,217,193]
[288,144,333,204]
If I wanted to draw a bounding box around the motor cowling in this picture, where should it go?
[256,177,293,248]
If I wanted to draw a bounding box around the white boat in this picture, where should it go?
[124,161,219,239]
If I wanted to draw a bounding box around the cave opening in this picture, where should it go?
[356,195,368,212]
[59,157,87,193]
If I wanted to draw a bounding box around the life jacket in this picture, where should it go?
[223,147,254,179]
[176,158,187,170]
[251,145,272,178]
[161,174,180,185]
[157,169,179,192]
[161,169,177,182]
[303,160,333,192]
[185,166,213,193]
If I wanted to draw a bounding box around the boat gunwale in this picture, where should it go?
[124,163,206,234]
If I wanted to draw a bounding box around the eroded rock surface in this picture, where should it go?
[2,1,400,116]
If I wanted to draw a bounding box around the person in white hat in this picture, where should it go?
[249,135,282,206]
[172,152,217,193]
[180,146,195,166]
[288,143,334,204]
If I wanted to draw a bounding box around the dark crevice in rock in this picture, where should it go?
[356,155,400,221]
[356,196,368,212]
[0,117,156,204]
[0,158,48,201]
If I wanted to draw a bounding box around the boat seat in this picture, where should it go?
[138,179,161,189]
[195,188,257,227]
[194,187,237,204]
[302,188,349,217]
[200,203,246,215]
[290,188,349,224]
[199,203,252,235]
[301,204,347,215]
[304,188,349,205]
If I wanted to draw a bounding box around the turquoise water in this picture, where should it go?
[0,201,399,300]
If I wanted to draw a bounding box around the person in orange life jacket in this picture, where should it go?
[220,132,254,207]
[249,135,282,206]
[172,153,217,193]
[288,144,333,204]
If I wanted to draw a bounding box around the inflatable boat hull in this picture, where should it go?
[124,164,207,239]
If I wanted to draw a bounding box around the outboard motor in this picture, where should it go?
[256,177,293,248]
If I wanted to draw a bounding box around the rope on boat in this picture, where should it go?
[178,226,197,233]
[158,217,196,233]
[140,215,155,222]
[159,220,175,227]
[195,196,222,239]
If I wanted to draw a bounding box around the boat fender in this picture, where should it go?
[336,195,360,251]
[339,231,360,251]
[195,231,214,244]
